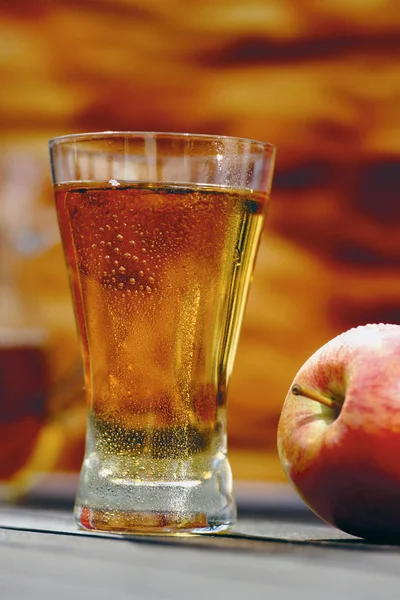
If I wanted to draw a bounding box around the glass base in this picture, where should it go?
[75,505,234,535]
[74,451,236,535]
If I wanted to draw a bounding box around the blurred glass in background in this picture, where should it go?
[0,0,399,501]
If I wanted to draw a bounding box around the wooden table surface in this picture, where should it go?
[1,501,400,600]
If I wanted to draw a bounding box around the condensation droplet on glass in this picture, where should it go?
[129,278,136,285]
[234,247,242,266]
[119,266,126,274]
[117,234,124,240]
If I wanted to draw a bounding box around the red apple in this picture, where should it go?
[277,323,400,541]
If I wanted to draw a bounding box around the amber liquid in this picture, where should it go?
[55,182,268,532]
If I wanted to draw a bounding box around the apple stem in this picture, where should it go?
[291,384,342,412]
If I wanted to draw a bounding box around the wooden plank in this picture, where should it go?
[1,526,400,600]
[1,508,400,599]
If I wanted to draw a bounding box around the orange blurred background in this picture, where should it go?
[0,0,399,496]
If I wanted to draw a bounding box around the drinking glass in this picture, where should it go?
[49,132,276,534]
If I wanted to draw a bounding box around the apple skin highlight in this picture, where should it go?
[277,323,400,541]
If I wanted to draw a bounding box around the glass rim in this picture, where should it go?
[49,130,276,154]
